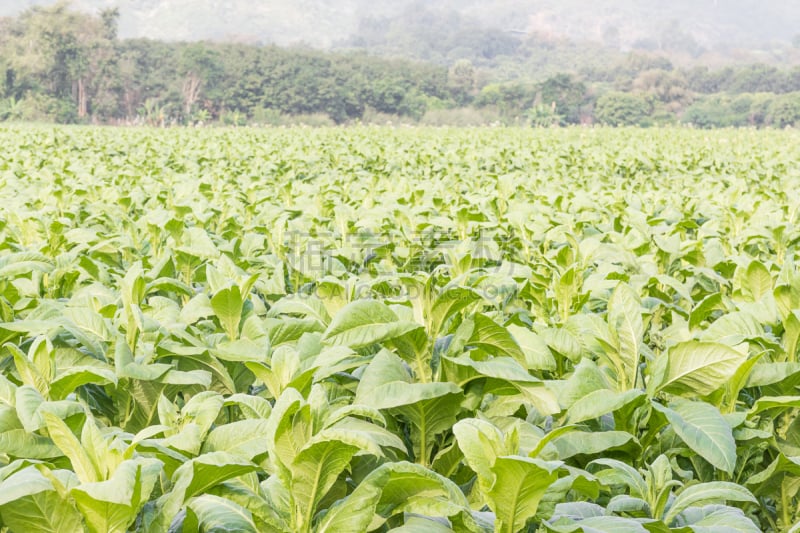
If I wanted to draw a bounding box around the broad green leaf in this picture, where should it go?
[529,425,579,459]
[548,501,605,521]
[652,400,736,475]
[745,453,800,495]
[291,440,360,529]
[679,506,760,532]
[428,286,481,337]
[745,361,800,388]
[268,295,331,326]
[0,429,61,458]
[322,459,468,532]
[6,342,49,395]
[606,495,650,514]
[489,456,560,533]
[0,252,53,277]
[267,318,325,346]
[224,393,273,419]
[587,459,647,499]
[699,312,765,346]
[372,461,469,525]
[202,480,289,532]
[16,386,83,432]
[43,411,99,484]
[144,452,257,533]
[550,430,639,460]
[185,494,258,533]
[384,383,462,464]
[174,391,224,438]
[201,419,270,460]
[117,378,169,433]
[0,373,15,406]
[467,314,526,363]
[566,389,646,424]
[181,293,215,325]
[324,418,405,453]
[722,352,764,413]
[177,227,219,260]
[388,516,454,532]
[453,418,506,494]
[49,367,117,401]
[555,266,579,322]
[540,326,583,363]
[0,466,75,505]
[30,336,56,386]
[544,515,649,533]
[211,338,269,363]
[265,388,306,471]
[357,352,462,462]
[689,293,725,331]
[444,354,541,385]
[314,471,384,533]
[748,395,800,416]
[663,482,756,525]
[605,283,643,390]
[652,341,747,397]
[775,277,800,322]
[260,476,292,527]
[211,284,244,340]
[71,459,162,533]
[322,300,422,349]
[79,414,114,482]
[246,348,314,399]
[548,359,610,410]
[744,260,772,301]
[783,311,800,363]
[507,324,557,372]
[0,467,83,533]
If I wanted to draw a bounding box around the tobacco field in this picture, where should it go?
[1,125,800,532]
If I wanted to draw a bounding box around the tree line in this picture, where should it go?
[1,3,799,127]
[0,5,455,125]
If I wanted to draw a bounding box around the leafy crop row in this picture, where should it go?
[0,126,799,532]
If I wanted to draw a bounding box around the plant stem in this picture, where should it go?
[781,479,791,532]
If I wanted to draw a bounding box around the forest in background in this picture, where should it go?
[2,2,800,127]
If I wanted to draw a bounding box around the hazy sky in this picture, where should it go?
[3,0,798,49]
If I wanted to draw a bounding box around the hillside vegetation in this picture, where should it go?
[2,4,800,127]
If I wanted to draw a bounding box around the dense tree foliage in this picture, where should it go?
[0,5,453,124]
[594,92,654,127]
[2,4,800,127]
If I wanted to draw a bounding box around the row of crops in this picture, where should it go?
[0,125,799,532]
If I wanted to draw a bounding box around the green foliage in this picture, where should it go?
[476,75,588,125]
[594,91,653,126]
[2,5,800,127]
[0,125,798,531]
[682,93,774,128]
[0,6,455,125]
[768,93,800,127]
